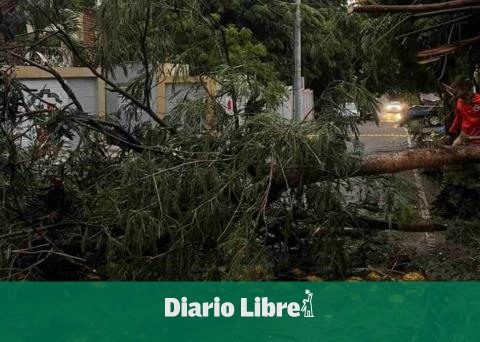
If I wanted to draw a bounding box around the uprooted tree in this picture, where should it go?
[0,0,479,280]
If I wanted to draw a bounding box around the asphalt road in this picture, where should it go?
[357,120,442,250]
[358,121,410,155]
[358,120,433,221]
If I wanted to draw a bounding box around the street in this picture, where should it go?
[357,120,443,258]
[358,121,410,155]
[359,120,433,218]
[358,120,432,216]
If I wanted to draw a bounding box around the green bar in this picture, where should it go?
[0,283,479,341]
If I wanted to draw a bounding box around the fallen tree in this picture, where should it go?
[272,145,480,193]
[356,145,480,176]
[264,146,480,231]
[4,0,479,281]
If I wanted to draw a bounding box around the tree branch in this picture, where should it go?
[350,0,480,14]
[396,14,471,39]
[416,34,480,59]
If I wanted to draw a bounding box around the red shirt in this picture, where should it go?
[449,94,480,144]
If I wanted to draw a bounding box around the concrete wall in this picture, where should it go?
[222,85,315,121]
[19,78,99,114]
[15,65,315,124]
[13,65,213,120]
[103,64,212,125]
[165,83,206,113]
[14,66,104,115]
[12,65,215,149]
[105,65,159,124]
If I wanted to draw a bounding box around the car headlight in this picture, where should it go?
[386,105,402,112]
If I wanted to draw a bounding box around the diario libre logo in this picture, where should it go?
[165,289,314,318]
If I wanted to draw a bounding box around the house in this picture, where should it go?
[7,4,313,124]
[13,63,215,121]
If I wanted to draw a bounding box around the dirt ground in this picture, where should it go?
[346,228,480,281]
[345,171,480,281]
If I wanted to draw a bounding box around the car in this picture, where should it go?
[381,101,407,123]
[407,105,443,127]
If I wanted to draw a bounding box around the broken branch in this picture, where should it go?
[350,0,480,14]
[416,34,480,59]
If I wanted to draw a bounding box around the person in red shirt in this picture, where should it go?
[448,79,480,145]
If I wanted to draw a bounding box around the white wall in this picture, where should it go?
[17,77,98,151]
[105,65,158,117]
[166,83,206,114]
[276,87,315,121]
[19,78,98,114]
[221,85,315,121]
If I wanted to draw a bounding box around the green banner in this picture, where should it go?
[1,283,479,341]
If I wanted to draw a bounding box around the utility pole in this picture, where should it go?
[293,0,303,121]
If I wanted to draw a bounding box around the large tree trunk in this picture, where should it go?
[266,146,479,230]
[271,146,480,198]
[355,145,480,176]
[349,0,480,14]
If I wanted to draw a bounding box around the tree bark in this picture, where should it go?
[272,146,480,196]
[349,0,480,14]
[355,145,480,176]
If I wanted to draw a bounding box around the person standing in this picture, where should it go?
[447,79,480,146]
